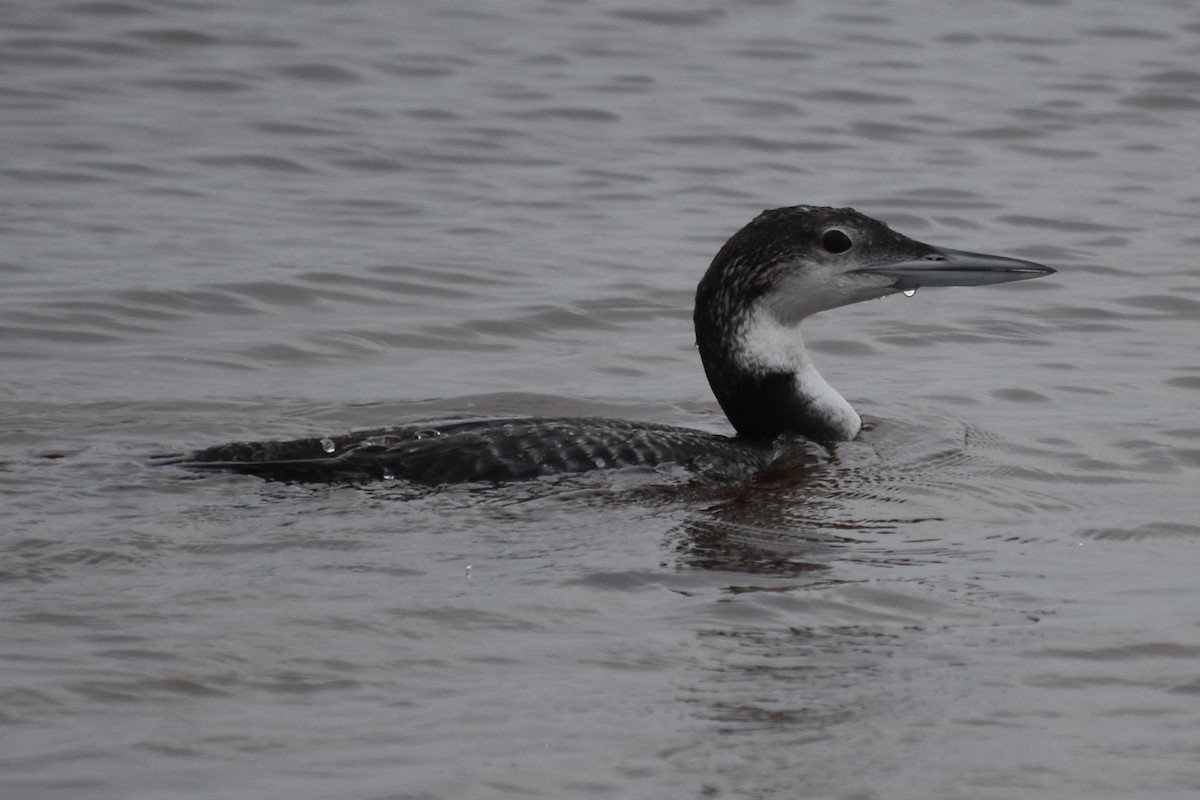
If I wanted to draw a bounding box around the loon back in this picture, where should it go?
[173,417,773,485]
[172,205,1054,484]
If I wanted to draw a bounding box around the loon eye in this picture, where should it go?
[822,229,853,254]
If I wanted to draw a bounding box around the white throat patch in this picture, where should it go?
[737,307,862,439]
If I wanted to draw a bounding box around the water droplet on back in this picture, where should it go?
[319,438,336,453]
[902,288,917,298]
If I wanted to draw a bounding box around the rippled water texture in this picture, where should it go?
[4,1,1200,798]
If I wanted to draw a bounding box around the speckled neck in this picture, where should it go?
[695,301,861,441]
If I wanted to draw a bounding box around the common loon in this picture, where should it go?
[173,206,1054,484]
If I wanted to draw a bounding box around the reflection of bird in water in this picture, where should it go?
[171,206,1054,484]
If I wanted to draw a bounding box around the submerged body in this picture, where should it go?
[183,417,775,485]
[173,206,1054,484]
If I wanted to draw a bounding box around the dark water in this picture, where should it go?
[4,1,1200,797]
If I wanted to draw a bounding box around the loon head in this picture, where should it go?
[694,205,1055,442]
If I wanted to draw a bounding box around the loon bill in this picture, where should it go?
[170,205,1055,484]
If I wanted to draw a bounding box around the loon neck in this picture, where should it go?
[696,305,862,442]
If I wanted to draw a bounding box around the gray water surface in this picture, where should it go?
[4,1,1200,798]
